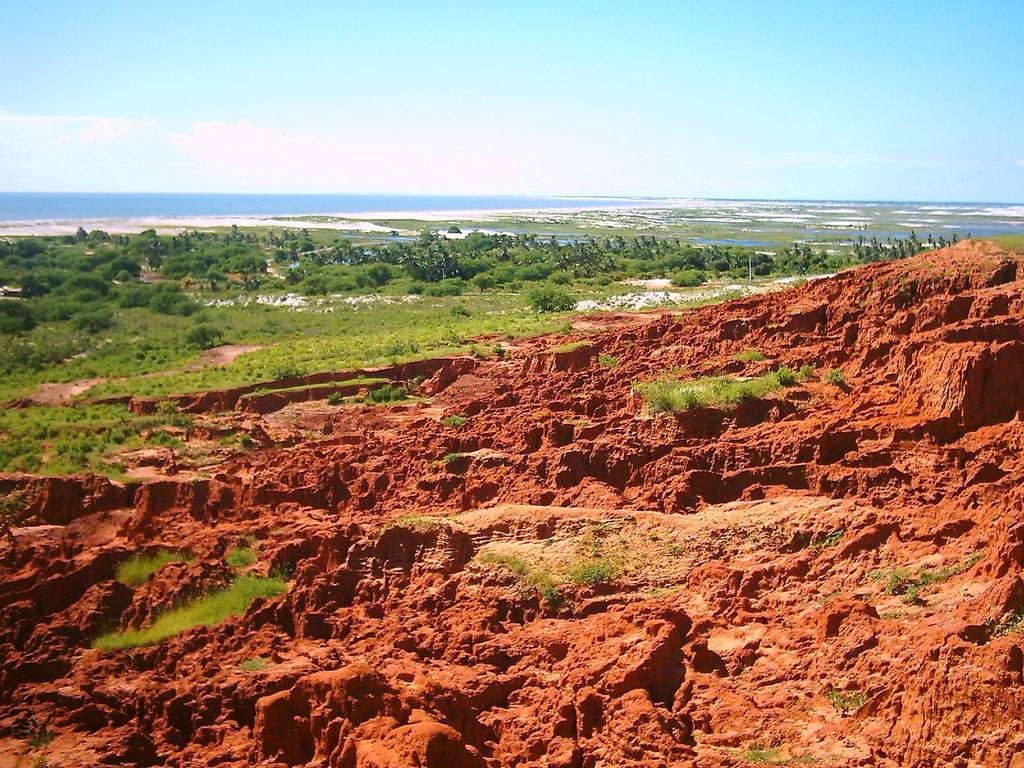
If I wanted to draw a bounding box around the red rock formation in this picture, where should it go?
[4,242,1024,766]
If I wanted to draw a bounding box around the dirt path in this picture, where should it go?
[187,344,262,370]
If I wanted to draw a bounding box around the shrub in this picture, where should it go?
[826,368,846,386]
[239,656,268,672]
[71,307,115,333]
[366,383,407,403]
[424,279,465,297]
[671,269,707,287]
[0,301,36,334]
[774,366,799,386]
[798,364,815,379]
[93,574,288,650]
[184,323,224,350]
[115,549,192,586]
[326,391,343,405]
[527,286,574,313]
[598,353,619,367]
[826,688,868,714]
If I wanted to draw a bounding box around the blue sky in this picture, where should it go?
[1,0,1022,201]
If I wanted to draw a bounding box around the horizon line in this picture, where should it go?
[0,191,1022,207]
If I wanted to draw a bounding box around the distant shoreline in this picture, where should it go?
[0,195,1021,239]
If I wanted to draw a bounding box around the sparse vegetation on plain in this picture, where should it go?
[93,574,288,650]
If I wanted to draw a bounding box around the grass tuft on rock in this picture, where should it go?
[115,549,193,586]
[93,574,287,650]
[635,371,783,413]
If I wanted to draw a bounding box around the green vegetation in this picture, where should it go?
[0,227,943,475]
[238,656,268,672]
[741,745,783,764]
[442,413,468,428]
[811,528,844,549]
[672,269,707,287]
[548,340,589,354]
[183,322,224,349]
[17,715,53,751]
[1,491,28,557]
[825,367,846,386]
[987,610,1024,637]
[733,347,766,363]
[478,551,564,606]
[527,285,575,313]
[598,353,619,368]
[635,367,811,414]
[115,549,193,586]
[825,688,868,714]
[566,557,622,586]
[365,383,407,403]
[390,513,453,531]
[0,402,192,476]
[239,376,388,400]
[869,553,982,604]
[93,574,288,650]
[225,546,257,569]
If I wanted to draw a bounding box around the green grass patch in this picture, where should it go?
[115,549,193,586]
[635,366,814,414]
[93,574,288,650]
[566,557,622,586]
[869,552,982,604]
[598,353,618,367]
[225,546,257,569]
[478,551,564,606]
[733,347,766,363]
[390,513,453,531]
[548,340,589,354]
[0,402,192,477]
[238,656,268,672]
[239,375,388,399]
[442,413,468,428]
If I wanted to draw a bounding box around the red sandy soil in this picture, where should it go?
[3,241,1024,766]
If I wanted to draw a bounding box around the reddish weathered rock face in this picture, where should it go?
[4,241,1024,766]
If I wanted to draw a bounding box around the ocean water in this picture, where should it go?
[0,193,657,222]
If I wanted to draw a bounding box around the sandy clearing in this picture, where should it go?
[188,344,262,370]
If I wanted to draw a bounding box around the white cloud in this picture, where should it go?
[0,112,156,144]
